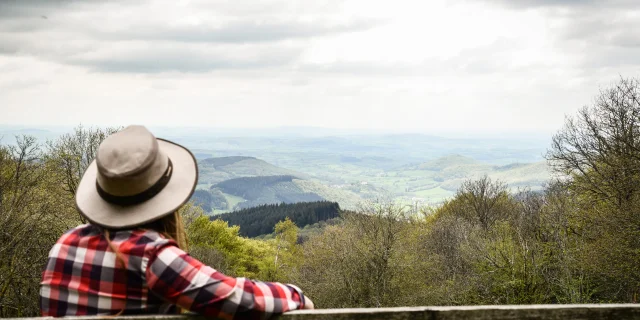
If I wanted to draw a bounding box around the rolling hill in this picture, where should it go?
[192,154,551,214]
[194,157,364,214]
[197,156,308,185]
[377,154,551,204]
[213,175,324,210]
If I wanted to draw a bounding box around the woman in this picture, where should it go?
[40,125,313,318]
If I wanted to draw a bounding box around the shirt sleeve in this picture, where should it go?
[145,245,305,319]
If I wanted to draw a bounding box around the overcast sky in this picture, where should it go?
[1,0,639,134]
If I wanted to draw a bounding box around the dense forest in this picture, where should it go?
[2,78,640,317]
[216,201,341,237]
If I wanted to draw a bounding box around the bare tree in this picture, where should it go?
[546,77,640,302]
[46,125,120,196]
[453,175,512,230]
[546,77,640,207]
[0,136,79,317]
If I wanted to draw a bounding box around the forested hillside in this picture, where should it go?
[198,156,306,185]
[216,201,341,237]
[3,78,640,317]
[191,154,549,214]
[214,175,323,206]
[193,158,363,213]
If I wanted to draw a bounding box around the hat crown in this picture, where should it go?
[97,125,158,178]
[76,124,197,229]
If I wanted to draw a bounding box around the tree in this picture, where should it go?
[299,201,432,308]
[538,181,597,303]
[447,175,513,230]
[546,77,640,302]
[546,77,640,207]
[0,136,80,317]
[188,217,247,275]
[46,125,120,197]
[269,218,300,282]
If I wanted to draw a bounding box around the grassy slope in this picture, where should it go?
[197,157,363,212]
[198,156,306,185]
[211,192,246,215]
[293,179,363,210]
[196,154,550,212]
[387,155,550,204]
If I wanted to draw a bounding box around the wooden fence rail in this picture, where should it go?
[9,304,640,320]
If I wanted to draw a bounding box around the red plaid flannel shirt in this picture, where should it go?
[40,224,306,319]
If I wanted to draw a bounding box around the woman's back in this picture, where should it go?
[41,224,176,316]
[40,126,310,318]
[41,224,306,318]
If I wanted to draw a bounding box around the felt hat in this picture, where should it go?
[75,125,197,228]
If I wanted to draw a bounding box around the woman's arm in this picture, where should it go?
[146,245,307,319]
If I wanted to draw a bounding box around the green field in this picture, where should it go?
[185,135,550,210]
[211,192,246,215]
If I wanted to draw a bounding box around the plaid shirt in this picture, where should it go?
[40,224,306,319]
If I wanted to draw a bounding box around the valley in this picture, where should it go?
[192,151,550,214]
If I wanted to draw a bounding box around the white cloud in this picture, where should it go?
[1,0,640,134]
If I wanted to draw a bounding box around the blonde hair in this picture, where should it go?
[102,211,188,315]
[142,211,189,251]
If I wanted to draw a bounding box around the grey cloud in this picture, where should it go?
[93,20,381,44]
[561,14,640,48]
[0,0,69,17]
[300,61,435,76]
[581,47,640,69]
[0,0,382,74]
[449,38,520,74]
[479,0,635,9]
[0,0,123,19]
[542,2,640,71]
[611,33,640,49]
[0,26,305,74]
[66,44,303,73]
[1,0,381,44]
[300,38,523,77]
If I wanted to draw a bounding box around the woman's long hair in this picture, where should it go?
[142,211,189,251]
[102,211,188,315]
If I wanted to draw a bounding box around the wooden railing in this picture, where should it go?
[10,304,640,319]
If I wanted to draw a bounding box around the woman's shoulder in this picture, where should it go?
[59,224,175,249]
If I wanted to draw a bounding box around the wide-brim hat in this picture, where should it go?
[76,125,198,229]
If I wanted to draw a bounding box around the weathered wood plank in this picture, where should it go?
[278,305,640,320]
[12,304,640,320]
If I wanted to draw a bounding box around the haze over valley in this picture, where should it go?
[0,125,551,212]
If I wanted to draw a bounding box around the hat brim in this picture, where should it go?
[76,139,198,229]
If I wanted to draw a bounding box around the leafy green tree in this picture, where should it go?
[268,218,300,282]
[188,216,247,275]
[449,175,514,230]
[547,77,640,302]
[299,202,433,308]
[0,136,81,317]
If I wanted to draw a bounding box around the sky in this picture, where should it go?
[1,0,640,135]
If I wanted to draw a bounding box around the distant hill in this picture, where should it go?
[194,157,364,213]
[388,155,550,202]
[0,127,66,146]
[213,175,324,209]
[292,179,364,209]
[192,153,549,213]
[216,201,341,238]
[198,156,307,185]
[417,154,478,170]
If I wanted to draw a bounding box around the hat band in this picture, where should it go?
[96,158,173,206]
